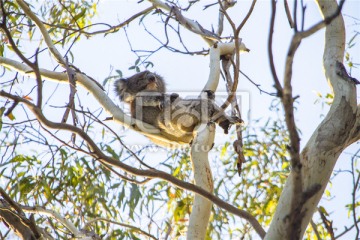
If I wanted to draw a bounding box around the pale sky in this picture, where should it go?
[2,0,360,238]
[72,1,359,237]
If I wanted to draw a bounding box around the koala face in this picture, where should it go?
[114,71,166,103]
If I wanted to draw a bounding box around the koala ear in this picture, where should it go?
[114,79,130,102]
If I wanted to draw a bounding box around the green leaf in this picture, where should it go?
[116,70,123,77]
[73,8,86,22]
[0,44,4,57]
[318,206,329,216]
[145,61,154,68]
[102,77,110,86]
[348,32,358,47]
[111,183,121,189]
[281,162,289,170]
[42,180,53,201]
[117,186,125,207]
[0,107,5,131]
[7,112,15,121]
[129,183,142,219]
[134,58,140,66]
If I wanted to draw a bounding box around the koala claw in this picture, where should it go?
[158,101,164,110]
[203,90,215,100]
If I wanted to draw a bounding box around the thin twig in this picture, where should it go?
[236,0,257,34]
[310,220,322,240]
[335,219,360,239]
[351,148,360,238]
[0,3,43,108]
[284,0,295,28]
[293,0,298,32]
[300,0,306,31]
[240,70,276,96]
[318,209,335,240]
[268,0,283,97]
[0,90,266,238]
[83,217,157,240]
[21,205,81,236]
[297,0,345,39]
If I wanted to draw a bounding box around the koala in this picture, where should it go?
[114,71,166,128]
[114,70,241,146]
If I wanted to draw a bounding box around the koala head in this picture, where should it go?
[114,71,166,103]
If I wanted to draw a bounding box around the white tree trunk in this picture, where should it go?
[187,123,215,240]
[265,0,358,239]
[186,40,249,239]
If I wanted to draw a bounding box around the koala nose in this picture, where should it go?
[148,75,156,82]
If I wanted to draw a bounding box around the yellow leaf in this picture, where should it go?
[23,95,33,101]
[7,112,15,120]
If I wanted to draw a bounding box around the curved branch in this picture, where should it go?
[236,0,257,34]
[268,0,283,96]
[216,0,236,36]
[0,90,266,239]
[202,40,249,92]
[0,4,43,108]
[284,0,295,28]
[0,56,191,146]
[22,206,81,236]
[83,217,156,240]
[92,6,155,35]
[348,105,360,144]
[148,0,219,45]
[265,0,357,239]
[16,0,66,66]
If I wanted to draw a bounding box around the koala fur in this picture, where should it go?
[114,70,241,146]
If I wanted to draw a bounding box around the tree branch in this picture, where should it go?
[0,2,43,108]
[265,0,357,239]
[21,205,81,236]
[216,0,236,36]
[236,0,257,34]
[83,217,156,240]
[0,199,38,240]
[16,0,66,67]
[0,56,192,146]
[0,188,53,239]
[148,0,219,45]
[282,33,302,240]
[187,122,215,239]
[348,105,360,144]
[284,0,295,28]
[0,90,266,239]
[83,6,155,36]
[268,0,283,97]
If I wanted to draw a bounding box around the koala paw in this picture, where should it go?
[219,117,243,134]
[203,90,215,100]
[219,120,231,134]
[170,93,180,102]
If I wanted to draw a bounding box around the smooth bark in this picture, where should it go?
[265,0,358,239]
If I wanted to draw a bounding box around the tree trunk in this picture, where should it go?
[265,0,358,239]
[187,123,215,239]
